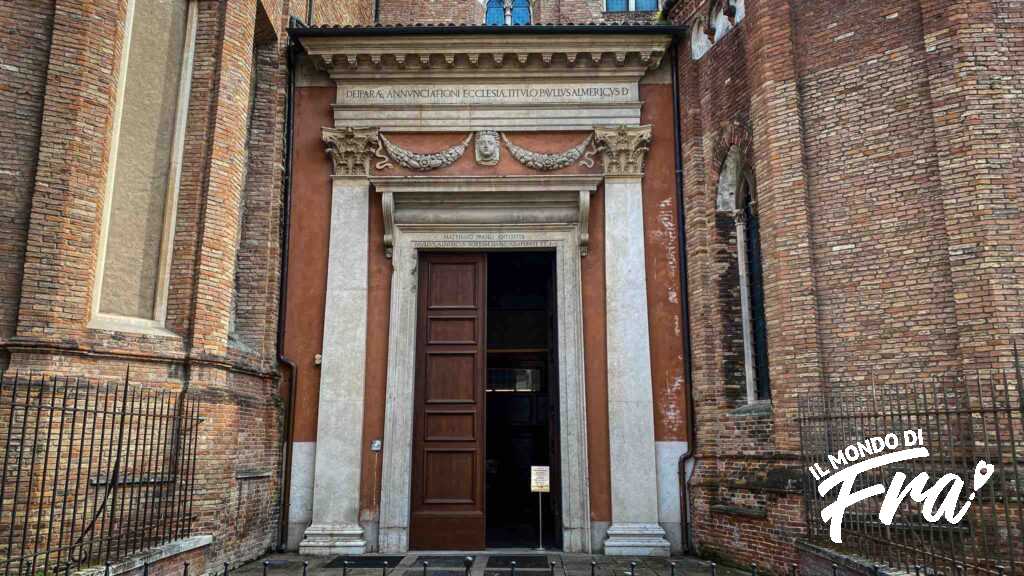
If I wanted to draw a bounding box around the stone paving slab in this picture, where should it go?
[235,553,750,576]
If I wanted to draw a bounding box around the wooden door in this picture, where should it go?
[410,253,487,549]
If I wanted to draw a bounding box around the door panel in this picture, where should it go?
[411,253,487,550]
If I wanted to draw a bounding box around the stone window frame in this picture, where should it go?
[90,0,198,335]
[716,146,770,404]
[688,0,745,61]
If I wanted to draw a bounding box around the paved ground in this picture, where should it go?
[234,552,750,576]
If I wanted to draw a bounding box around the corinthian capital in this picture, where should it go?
[594,125,653,176]
[322,126,380,177]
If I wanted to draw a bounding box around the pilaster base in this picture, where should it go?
[299,524,367,555]
[603,523,671,557]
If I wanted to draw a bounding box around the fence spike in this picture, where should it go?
[183,561,190,576]
[590,561,596,576]
[423,561,429,576]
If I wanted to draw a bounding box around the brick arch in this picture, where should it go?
[710,115,754,212]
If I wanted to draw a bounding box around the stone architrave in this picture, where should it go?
[594,124,671,556]
[300,127,374,555]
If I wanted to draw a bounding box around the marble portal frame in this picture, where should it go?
[378,225,592,553]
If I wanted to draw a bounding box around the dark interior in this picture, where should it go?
[485,251,560,549]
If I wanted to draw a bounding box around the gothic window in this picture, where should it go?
[606,0,658,11]
[717,147,770,402]
[689,0,745,61]
[738,175,770,401]
[93,0,196,329]
[485,0,531,25]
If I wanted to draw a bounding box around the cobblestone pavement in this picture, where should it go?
[233,553,750,576]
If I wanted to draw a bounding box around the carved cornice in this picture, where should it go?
[501,133,597,171]
[372,175,602,258]
[322,126,380,177]
[300,34,670,81]
[594,125,652,176]
[377,133,472,171]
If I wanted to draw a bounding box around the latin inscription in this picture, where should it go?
[339,83,636,106]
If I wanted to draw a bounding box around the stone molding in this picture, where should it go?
[377,227,591,553]
[594,125,653,176]
[322,126,380,176]
[501,132,597,171]
[300,34,670,81]
[372,174,601,258]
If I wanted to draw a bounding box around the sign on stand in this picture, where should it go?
[531,466,550,550]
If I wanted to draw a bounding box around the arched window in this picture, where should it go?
[717,148,770,403]
[735,173,770,401]
[485,0,505,24]
[606,0,658,11]
[485,0,531,24]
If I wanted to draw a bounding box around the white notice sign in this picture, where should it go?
[530,466,550,493]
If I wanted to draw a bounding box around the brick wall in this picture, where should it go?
[0,0,56,373]
[373,0,661,25]
[670,0,1023,573]
[0,0,378,567]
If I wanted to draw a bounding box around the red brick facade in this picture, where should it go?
[669,0,1023,572]
[0,0,372,570]
[2,0,1021,572]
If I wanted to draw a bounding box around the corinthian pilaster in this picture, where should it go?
[597,124,669,556]
[594,125,652,176]
[301,126,377,555]
[322,126,380,176]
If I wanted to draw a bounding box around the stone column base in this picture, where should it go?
[603,523,671,557]
[299,524,367,555]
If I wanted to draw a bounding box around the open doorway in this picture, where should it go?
[485,251,560,549]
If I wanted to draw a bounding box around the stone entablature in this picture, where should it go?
[297,32,673,131]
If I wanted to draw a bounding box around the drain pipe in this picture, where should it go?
[669,37,698,554]
[276,20,302,552]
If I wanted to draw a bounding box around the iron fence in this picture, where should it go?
[798,362,1023,576]
[0,372,201,576]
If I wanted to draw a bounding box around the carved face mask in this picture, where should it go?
[475,130,500,165]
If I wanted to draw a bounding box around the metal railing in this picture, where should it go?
[0,372,201,575]
[798,361,1023,576]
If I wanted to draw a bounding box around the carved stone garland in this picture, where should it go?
[500,133,598,171]
[377,133,472,171]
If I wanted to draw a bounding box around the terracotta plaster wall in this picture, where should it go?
[640,81,688,443]
[283,85,335,445]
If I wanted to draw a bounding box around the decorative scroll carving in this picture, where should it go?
[579,190,591,256]
[378,133,472,171]
[500,133,597,171]
[322,126,379,176]
[594,125,653,176]
[382,191,395,258]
